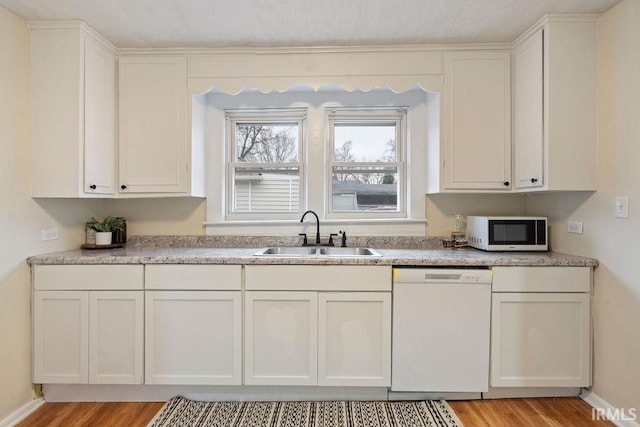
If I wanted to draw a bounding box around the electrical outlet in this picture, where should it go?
[41,228,58,241]
[615,196,629,219]
[567,221,583,234]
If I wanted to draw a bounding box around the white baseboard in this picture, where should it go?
[388,391,482,401]
[483,386,581,399]
[581,390,639,427]
[42,384,389,402]
[0,398,45,427]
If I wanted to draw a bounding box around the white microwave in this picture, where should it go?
[466,216,548,251]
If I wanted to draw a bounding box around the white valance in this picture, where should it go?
[189,75,443,96]
[187,49,444,95]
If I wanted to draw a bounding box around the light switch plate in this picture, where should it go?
[615,196,629,219]
[567,221,583,234]
[41,228,58,241]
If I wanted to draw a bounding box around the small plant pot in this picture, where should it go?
[95,232,113,245]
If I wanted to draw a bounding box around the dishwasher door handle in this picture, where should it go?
[424,273,463,281]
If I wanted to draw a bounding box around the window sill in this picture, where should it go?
[204,218,427,237]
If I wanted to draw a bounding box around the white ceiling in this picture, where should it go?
[0,0,620,49]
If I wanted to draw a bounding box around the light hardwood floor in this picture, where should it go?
[449,398,614,426]
[16,397,613,426]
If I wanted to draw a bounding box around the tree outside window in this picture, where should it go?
[227,110,305,217]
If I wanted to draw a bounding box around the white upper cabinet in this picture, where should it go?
[84,36,116,195]
[119,55,203,196]
[513,29,544,189]
[30,22,116,197]
[437,51,511,192]
[513,17,598,191]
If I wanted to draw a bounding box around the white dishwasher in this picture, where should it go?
[392,268,492,392]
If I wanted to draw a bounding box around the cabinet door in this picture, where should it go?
[84,35,115,195]
[245,291,318,385]
[443,51,511,190]
[118,56,187,194]
[145,291,242,385]
[89,291,143,384]
[514,28,544,190]
[34,291,89,384]
[490,292,591,387]
[30,26,115,198]
[318,292,391,387]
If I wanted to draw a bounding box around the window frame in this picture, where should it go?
[205,88,428,237]
[225,108,307,221]
[326,107,407,219]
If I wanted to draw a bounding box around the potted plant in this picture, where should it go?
[86,216,126,245]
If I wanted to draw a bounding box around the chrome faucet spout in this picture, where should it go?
[300,210,321,244]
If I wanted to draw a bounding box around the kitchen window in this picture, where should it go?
[205,88,428,236]
[226,109,306,220]
[328,108,406,218]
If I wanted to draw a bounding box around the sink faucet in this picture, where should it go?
[300,210,321,245]
[339,230,347,247]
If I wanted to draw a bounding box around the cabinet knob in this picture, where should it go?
[89,184,97,190]
[503,181,510,186]
[531,178,538,183]
[120,185,127,190]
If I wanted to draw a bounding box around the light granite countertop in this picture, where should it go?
[26,245,599,267]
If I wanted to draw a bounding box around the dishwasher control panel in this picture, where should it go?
[393,268,492,284]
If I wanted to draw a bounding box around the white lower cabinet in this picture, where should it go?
[244,291,318,385]
[32,262,594,395]
[33,265,144,385]
[34,290,143,384]
[490,267,591,388]
[145,291,242,385]
[318,292,391,387]
[143,264,242,385]
[89,291,144,384]
[490,292,590,387]
[34,291,89,384]
[244,291,391,387]
[244,265,392,387]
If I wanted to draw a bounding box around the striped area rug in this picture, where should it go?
[148,396,463,427]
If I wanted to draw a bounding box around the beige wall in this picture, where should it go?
[104,198,206,236]
[0,6,103,420]
[2,0,636,418]
[426,193,527,237]
[527,0,640,413]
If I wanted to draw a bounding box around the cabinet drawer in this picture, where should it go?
[34,265,143,290]
[245,265,391,291]
[145,264,241,290]
[492,266,590,292]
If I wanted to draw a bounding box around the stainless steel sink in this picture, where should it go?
[318,247,381,257]
[254,247,320,256]
[253,246,381,257]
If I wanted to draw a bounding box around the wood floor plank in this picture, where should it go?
[449,398,615,426]
[17,398,613,426]
[17,402,164,427]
